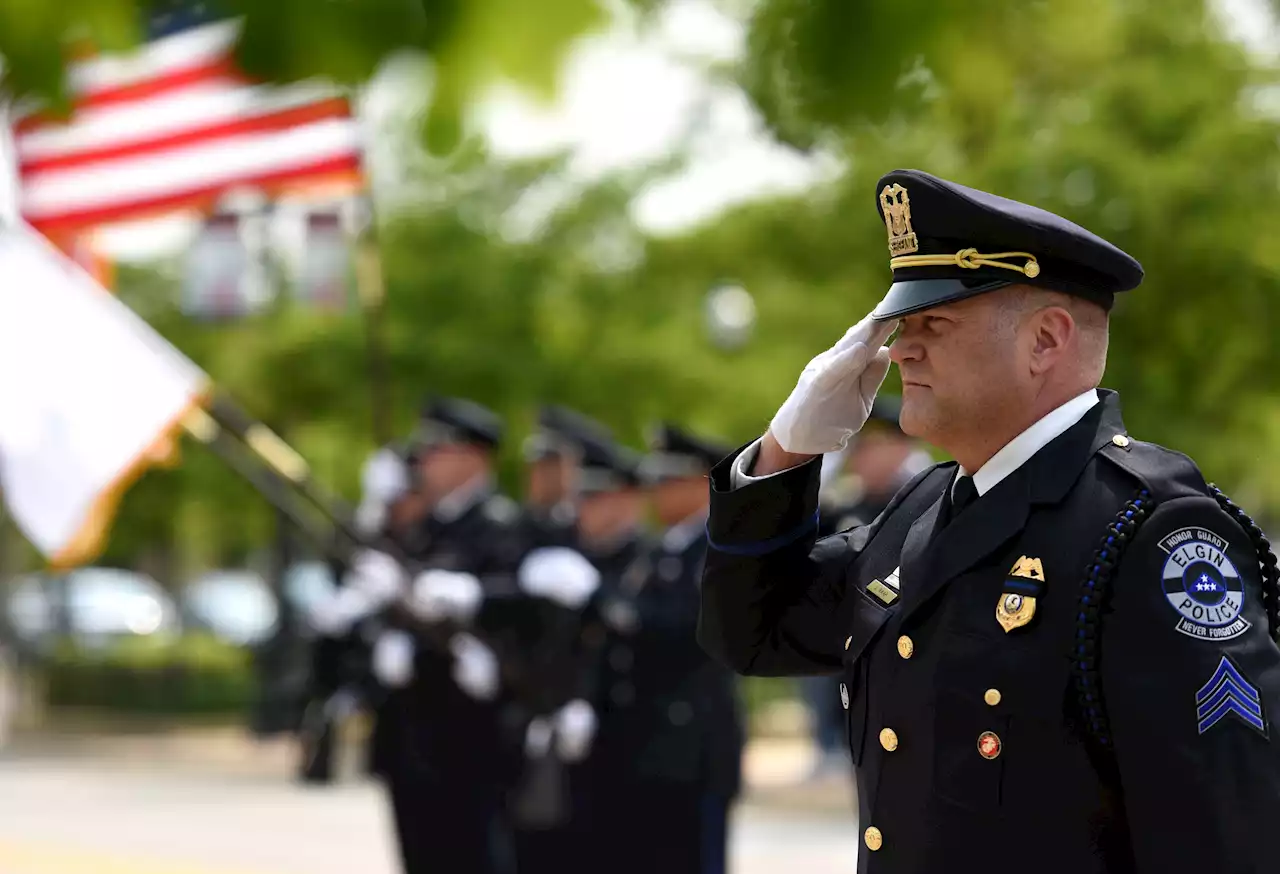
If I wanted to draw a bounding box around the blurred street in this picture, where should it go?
[0,749,858,874]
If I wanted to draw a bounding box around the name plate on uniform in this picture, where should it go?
[867,579,898,605]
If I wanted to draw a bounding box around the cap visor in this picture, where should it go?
[872,278,1012,320]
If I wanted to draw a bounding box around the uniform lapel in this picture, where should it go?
[896,467,1031,623]
[894,390,1125,625]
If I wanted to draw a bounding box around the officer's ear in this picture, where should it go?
[1025,303,1075,376]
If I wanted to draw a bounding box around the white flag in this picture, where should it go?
[0,223,207,567]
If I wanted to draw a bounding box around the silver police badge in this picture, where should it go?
[1158,527,1251,642]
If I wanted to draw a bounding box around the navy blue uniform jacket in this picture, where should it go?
[699,390,1280,874]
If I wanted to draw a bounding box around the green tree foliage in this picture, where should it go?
[9,0,1280,570]
[730,0,1280,509]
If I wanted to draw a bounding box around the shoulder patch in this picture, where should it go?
[1196,655,1267,737]
[483,495,520,526]
[1158,527,1251,642]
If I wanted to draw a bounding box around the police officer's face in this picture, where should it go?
[526,456,574,508]
[887,294,1027,451]
[651,476,709,527]
[416,443,489,499]
[849,430,914,494]
[577,489,643,543]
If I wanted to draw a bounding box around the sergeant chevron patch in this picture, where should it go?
[1195,655,1267,737]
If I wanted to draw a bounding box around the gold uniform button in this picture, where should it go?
[897,635,914,659]
[879,727,899,751]
[844,635,853,651]
[864,826,883,851]
[1111,434,1130,448]
[984,688,1002,706]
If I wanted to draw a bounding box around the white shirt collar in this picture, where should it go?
[958,389,1100,497]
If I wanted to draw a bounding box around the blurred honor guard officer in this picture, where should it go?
[299,443,414,784]
[521,404,606,547]
[592,425,745,874]
[507,407,613,872]
[562,430,650,874]
[699,170,1280,873]
[509,422,641,874]
[373,396,529,874]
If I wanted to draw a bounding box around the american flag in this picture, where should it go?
[10,4,365,239]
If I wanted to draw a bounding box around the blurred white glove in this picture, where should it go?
[371,631,415,688]
[307,587,378,636]
[524,716,554,757]
[517,547,601,609]
[344,550,405,607]
[450,633,499,701]
[553,699,597,762]
[361,447,410,505]
[354,450,410,536]
[411,569,484,623]
[769,313,896,455]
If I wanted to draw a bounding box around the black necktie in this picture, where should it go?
[948,475,978,522]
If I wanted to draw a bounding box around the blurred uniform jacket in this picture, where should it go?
[819,451,934,538]
[502,504,595,718]
[368,484,530,788]
[593,518,745,797]
[699,390,1280,873]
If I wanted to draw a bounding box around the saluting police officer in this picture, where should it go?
[699,169,1280,873]
[370,396,530,874]
[591,424,745,874]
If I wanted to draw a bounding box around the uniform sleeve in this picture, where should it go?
[697,442,861,678]
[1101,495,1280,873]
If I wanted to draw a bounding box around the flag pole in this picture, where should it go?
[351,193,394,446]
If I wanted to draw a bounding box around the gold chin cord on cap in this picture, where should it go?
[890,247,1041,279]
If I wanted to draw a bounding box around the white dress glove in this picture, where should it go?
[769,313,897,455]
[371,630,415,688]
[307,586,377,636]
[355,449,410,536]
[362,447,410,505]
[450,633,499,701]
[517,547,601,610]
[524,716,554,757]
[411,569,484,623]
[345,550,405,607]
[553,699,597,762]
[310,549,403,635]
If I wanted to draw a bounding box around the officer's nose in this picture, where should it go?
[888,333,921,365]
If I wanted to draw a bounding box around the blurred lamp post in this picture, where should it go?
[704,283,757,350]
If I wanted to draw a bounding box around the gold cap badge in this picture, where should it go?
[880,183,919,256]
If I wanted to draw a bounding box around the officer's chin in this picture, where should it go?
[895,389,932,441]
